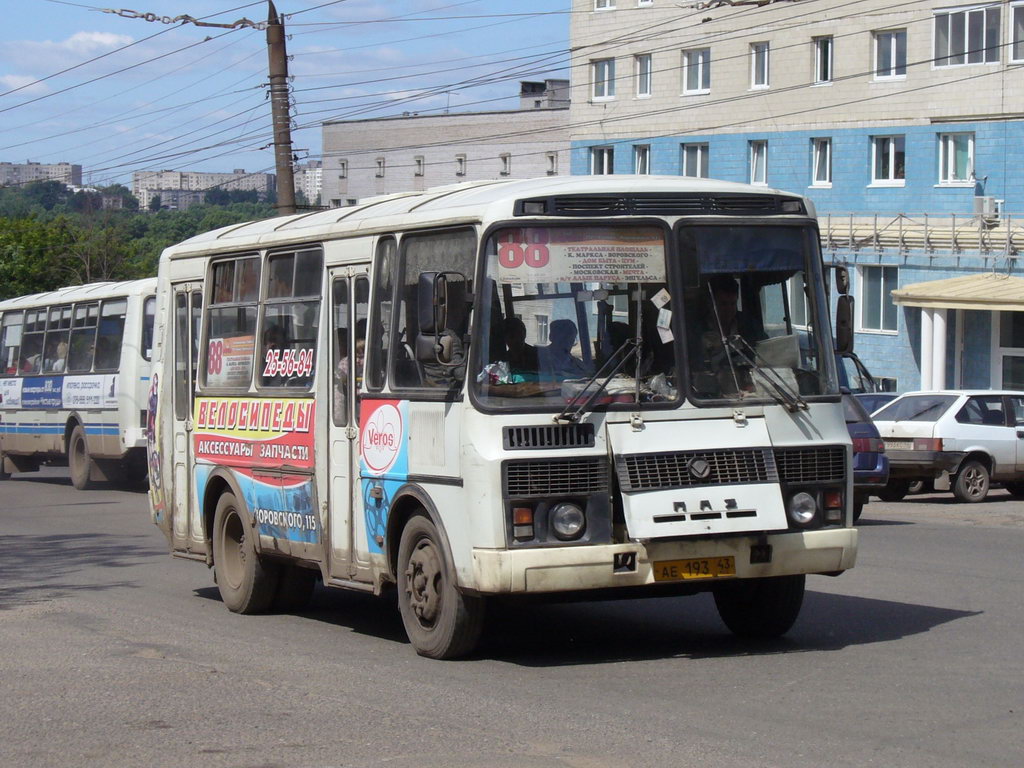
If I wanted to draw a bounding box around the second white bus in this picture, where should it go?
[0,279,156,488]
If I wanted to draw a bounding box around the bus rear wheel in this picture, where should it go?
[213,492,279,614]
[68,425,94,490]
[713,574,806,638]
[397,513,484,659]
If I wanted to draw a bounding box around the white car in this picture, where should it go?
[870,390,1024,503]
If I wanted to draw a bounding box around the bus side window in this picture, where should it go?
[394,229,475,390]
[1,311,24,375]
[353,276,369,421]
[259,248,322,389]
[95,298,127,372]
[68,303,98,373]
[18,309,46,374]
[366,238,395,391]
[44,305,72,373]
[204,255,259,389]
[331,279,349,427]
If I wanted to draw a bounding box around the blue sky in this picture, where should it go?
[0,0,569,186]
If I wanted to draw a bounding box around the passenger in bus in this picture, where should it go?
[502,317,538,375]
[538,319,592,380]
[697,276,762,395]
[45,339,68,372]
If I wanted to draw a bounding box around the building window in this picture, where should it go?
[500,153,511,176]
[874,29,907,78]
[812,138,832,185]
[634,145,651,174]
[813,36,833,83]
[750,42,770,88]
[682,48,711,94]
[546,151,559,175]
[375,157,385,178]
[871,136,905,185]
[596,0,616,8]
[1013,5,1024,62]
[639,0,653,5]
[338,160,348,179]
[414,156,424,177]
[635,54,652,97]
[681,143,709,178]
[934,6,1001,66]
[591,146,614,175]
[939,132,974,183]
[749,140,767,185]
[455,154,467,176]
[592,58,616,99]
[859,265,899,332]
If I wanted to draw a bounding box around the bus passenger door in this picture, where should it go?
[327,269,369,580]
[170,285,202,552]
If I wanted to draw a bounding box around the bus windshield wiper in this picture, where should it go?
[554,338,639,424]
[725,335,808,412]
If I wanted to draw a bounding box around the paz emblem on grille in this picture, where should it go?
[688,458,712,480]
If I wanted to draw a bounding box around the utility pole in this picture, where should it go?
[267,0,296,215]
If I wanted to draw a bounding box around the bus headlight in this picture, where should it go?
[787,492,818,526]
[550,502,586,540]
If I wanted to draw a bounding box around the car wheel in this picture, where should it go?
[714,575,806,638]
[877,479,911,502]
[953,459,990,503]
[1004,481,1024,499]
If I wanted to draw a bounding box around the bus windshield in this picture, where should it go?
[679,225,836,404]
[473,224,679,409]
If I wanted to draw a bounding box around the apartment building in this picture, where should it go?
[321,80,570,207]
[0,161,82,187]
[293,160,323,205]
[131,168,276,210]
[570,0,1024,391]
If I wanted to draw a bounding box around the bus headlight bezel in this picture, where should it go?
[550,502,586,540]
[787,491,818,527]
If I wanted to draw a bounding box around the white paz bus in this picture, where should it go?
[0,278,156,488]
[148,177,857,658]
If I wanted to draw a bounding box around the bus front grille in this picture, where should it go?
[773,446,846,484]
[615,448,777,493]
[503,423,595,450]
[503,456,609,498]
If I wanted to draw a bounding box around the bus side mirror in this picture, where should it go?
[417,271,447,336]
[835,265,850,295]
[836,295,854,354]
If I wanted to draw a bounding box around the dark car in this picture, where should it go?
[855,392,898,415]
[844,393,889,521]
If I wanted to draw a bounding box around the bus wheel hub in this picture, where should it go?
[406,541,442,624]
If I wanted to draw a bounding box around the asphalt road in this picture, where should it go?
[1,468,1021,768]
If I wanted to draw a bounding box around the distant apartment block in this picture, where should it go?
[132,168,275,209]
[0,161,82,187]
[321,80,570,207]
[293,160,323,205]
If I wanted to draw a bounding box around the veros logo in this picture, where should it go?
[361,403,403,474]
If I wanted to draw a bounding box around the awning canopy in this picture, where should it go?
[891,272,1024,311]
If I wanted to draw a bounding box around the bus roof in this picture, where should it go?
[161,175,810,259]
[0,277,157,313]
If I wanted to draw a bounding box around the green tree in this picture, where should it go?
[148,194,162,212]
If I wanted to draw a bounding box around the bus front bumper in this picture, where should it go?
[469,528,858,595]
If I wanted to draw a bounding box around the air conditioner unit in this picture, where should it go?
[974,195,998,219]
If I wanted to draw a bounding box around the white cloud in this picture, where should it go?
[0,74,49,95]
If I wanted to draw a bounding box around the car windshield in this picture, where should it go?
[843,393,872,423]
[678,225,836,404]
[873,394,958,422]
[472,224,679,410]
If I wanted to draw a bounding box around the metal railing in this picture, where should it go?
[821,212,1024,258]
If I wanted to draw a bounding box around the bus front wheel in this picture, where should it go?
[713,574,806,638]
[213,492,279,614]
[68,425,94,490]
[397,514,484,659]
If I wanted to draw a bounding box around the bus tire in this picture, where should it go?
[713,574,805,639]
[68,424,94,490]
[272,564,317,613]
[212,492,279,614]
[397,513,484,659]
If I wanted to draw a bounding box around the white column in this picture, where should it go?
[920,308,933,390]
[932,308,947,390]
